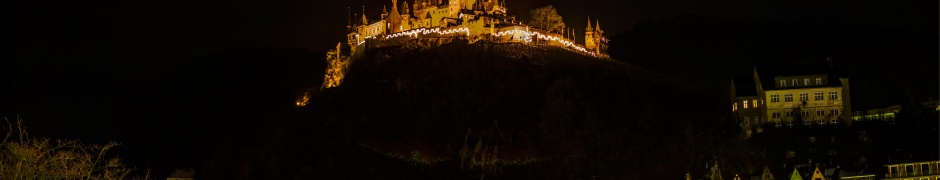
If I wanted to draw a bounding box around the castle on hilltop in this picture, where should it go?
[344,0,608,57]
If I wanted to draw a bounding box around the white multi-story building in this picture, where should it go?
[732,60,853,133]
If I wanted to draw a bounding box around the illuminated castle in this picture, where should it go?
[344,0,608,57]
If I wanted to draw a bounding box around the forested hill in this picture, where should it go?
[216,40,750,179]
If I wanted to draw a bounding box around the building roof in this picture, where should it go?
[755,61,847,91]
[733,75,758,97]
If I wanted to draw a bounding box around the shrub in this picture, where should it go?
[0,116,150,180]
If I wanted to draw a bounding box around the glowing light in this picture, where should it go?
[354,22,598,57]
[383,27,471,39]
[296,93,310,107]
[490,27,596,57]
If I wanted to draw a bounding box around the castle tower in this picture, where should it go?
[585,17,595,50]
[346,6,352,32]
[402,1,410,16]
[361,5,368,25]
[594,19,606,55]
[382,5,389,20]
[595,19,603,37]
[401,0,411,30]
[387,0,403,33]
[414,0,424,10]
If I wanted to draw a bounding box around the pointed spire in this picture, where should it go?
[586,16,593,31]
[346,6,352,31]
[595,19,601,32]
[402,1,410,15]
[362,5,368,25]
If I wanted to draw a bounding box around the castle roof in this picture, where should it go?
[401,1,410,15]
[387,0,402,25]
[754,61,846,91]
[596,19,601,32]
[586,17,593,31]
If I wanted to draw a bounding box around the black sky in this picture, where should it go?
[7,0,936,75]
[5,0,937,132]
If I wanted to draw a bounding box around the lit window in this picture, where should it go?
[784,94,793,102]
[829,91,839,100]
[770,95,780,102]
[800,93,809,102]
[791,79,797,86]
[753,100,758,108]
[733,103,737,111]
[809,136,816,143]
[815,78,822,85]
[743,100,749,108]
[804,79,809,86]
[815,92,824,100]
[779,80,786,87]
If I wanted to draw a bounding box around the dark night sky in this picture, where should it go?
[7,0,935,74]
[2,0,937,176]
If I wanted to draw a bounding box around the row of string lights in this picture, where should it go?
[356,26,596,57]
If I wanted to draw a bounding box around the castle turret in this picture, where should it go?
[402,1,410,16]
[387,0,403,33]
[585,17,595,50]
[595,19,603,36]
[382,5,389,20]
[346,6,352,32]
[361,5,368,25]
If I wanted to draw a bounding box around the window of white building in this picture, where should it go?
[785,94,794,102]
[815,92,824,100]
[829,91,839,100]
[771,95,779,102]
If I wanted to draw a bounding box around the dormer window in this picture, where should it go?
[803,79,809,86]
[779,80,786,87]
[815,78,822,85]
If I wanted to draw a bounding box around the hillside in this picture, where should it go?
[198,40,755,179]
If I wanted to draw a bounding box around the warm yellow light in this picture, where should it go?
[295,93,310,107]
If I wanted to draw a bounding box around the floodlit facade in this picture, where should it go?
[732,60,853,134]
[343,0,608,56]
[884,160,940,180]
[323,0,611,90]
